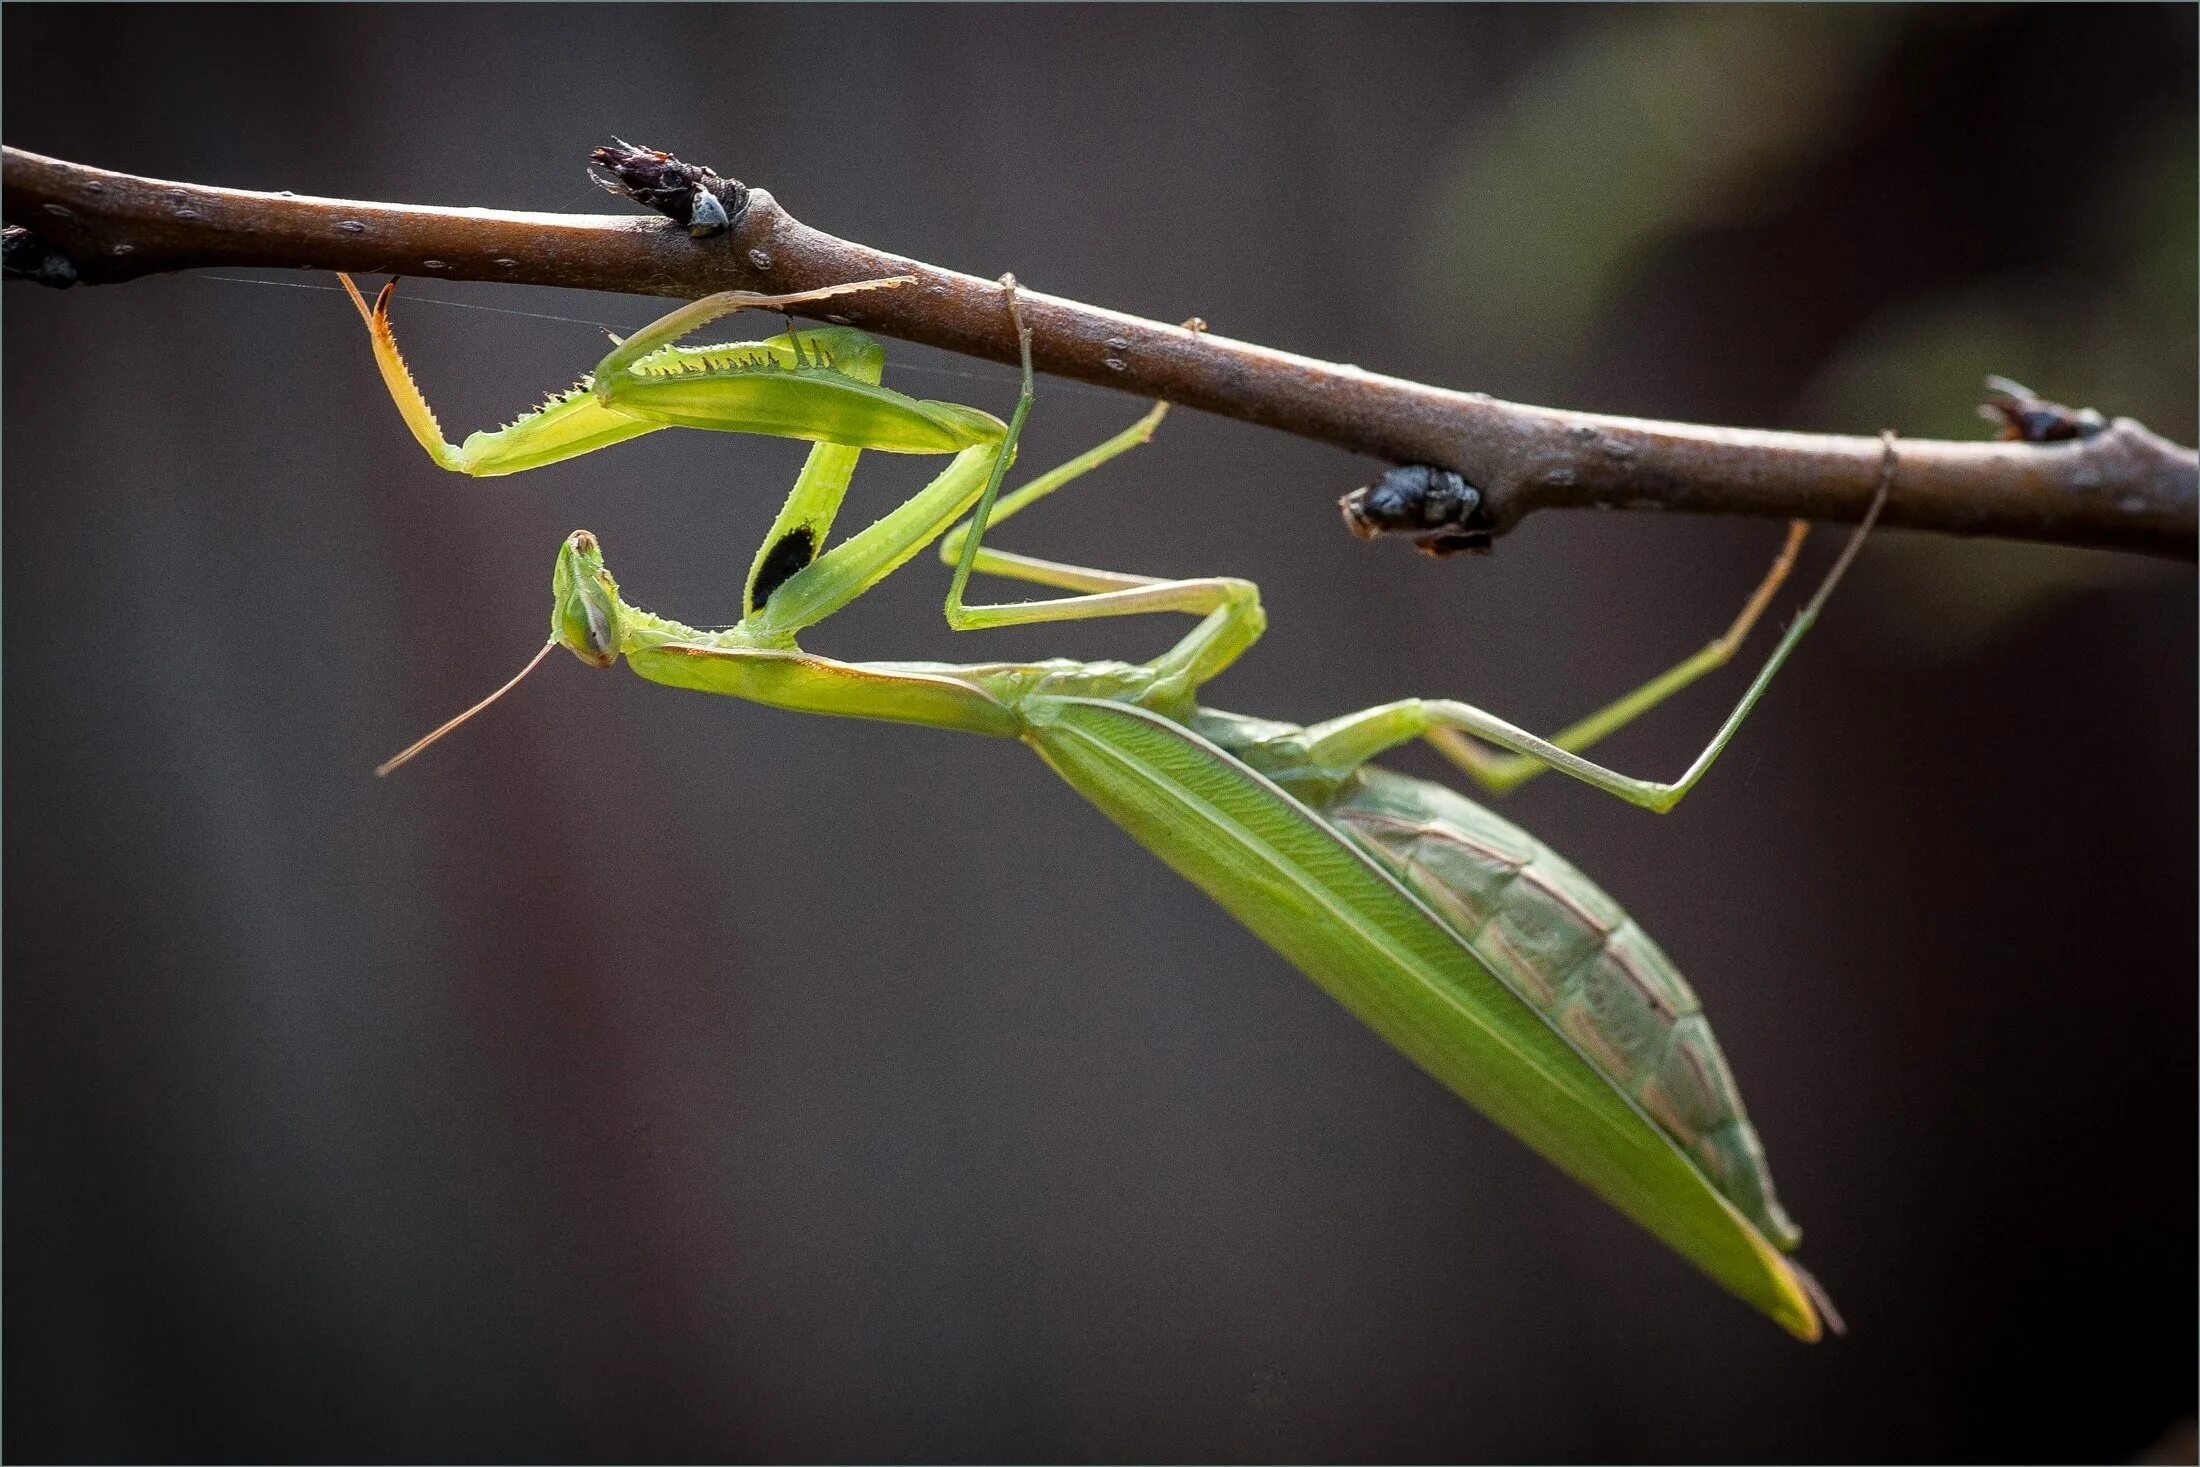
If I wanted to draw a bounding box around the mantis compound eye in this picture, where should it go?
[551,530,621,668]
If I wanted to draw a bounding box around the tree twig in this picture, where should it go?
[5,144,2193,559]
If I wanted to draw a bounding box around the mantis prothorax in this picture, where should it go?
[344,269,1889,1339]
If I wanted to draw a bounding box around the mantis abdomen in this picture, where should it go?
[1326,765,1801,1250]
[1026,695,1820,1335]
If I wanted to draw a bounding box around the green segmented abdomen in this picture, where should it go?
[1326,765,1802,1250]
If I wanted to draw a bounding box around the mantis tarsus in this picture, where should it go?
[343,270,1890,1340]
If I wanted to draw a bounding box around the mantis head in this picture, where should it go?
[374,530,624,777]
[552,530,623,669]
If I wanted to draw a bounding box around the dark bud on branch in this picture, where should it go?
[1979,375,2107,444]
[587,139,747,239]
[3,224,76,287]
[1340,464,1492,556]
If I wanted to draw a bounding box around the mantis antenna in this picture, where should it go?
[375,638,558,777]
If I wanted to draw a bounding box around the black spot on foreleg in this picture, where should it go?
[749,528,817,613]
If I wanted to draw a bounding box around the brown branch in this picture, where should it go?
[6,144,2193,559]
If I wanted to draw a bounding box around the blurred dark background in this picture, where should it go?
[5,6,2194,1462]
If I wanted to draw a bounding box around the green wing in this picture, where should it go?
[1023,695,1822,1339]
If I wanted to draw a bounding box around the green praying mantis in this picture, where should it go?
[342,269,1891,1341]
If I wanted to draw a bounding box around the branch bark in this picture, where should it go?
[6,144,2193,559]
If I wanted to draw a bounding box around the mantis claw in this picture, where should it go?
[339,272,463,471]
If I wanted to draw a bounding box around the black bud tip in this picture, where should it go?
[3,226,78,288]
[1978,376,2107,443]
[1340,464,1490,549]
[587,141,747,237]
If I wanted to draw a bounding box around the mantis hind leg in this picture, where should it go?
[1422,519,1807,796]
[1299,437,1896,813]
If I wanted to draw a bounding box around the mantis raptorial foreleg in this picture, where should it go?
[1422,519,1808,795]
[337,274,918,475]
[1299,436,1896,813]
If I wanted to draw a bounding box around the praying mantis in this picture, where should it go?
[341,269,1889,1341]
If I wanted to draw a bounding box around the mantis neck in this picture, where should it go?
[617,604,781,656]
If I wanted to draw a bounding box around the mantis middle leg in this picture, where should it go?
[935,289,1266,690]
[758,283,1268,688]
